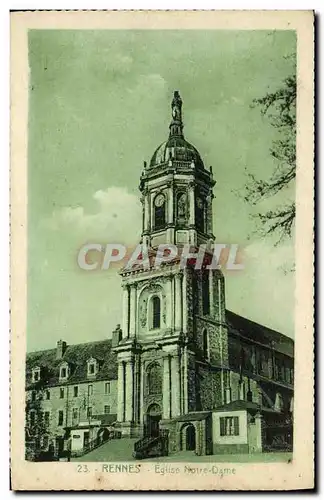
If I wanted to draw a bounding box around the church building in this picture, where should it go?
[25,92,294,459]
[113,91,294,455]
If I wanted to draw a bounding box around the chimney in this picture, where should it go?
[56,339,67,360]
[111,324,122,348]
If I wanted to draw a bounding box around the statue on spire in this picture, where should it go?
[169,91,184,138]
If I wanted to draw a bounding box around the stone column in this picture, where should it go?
[182,270,188,334]
[167,276,174,330]
[125,360,134,422]
[209,269,214,318]
[144,191,150,233]
[183,346,188,414]
[171,354,181,417]
[140,361,145,424]
[206,193,214,236]
[134,357,140,423]
[129,285,137,337]
[174,273,182,331]
[122,285,129,338]
[188,182,196,245]
[168,182,174,224]
[117,362,125,422]
[162,355,171,419]
[189,182,195,225]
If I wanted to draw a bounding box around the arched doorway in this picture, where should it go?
[181,424,196,451]
[146,403,162,437]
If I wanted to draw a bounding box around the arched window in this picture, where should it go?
[195,196,205,233]
[147,363,162,395]
[202,329,210,360]
[202,270,210,315]
[151,295,161,330]
[154,193,166,231]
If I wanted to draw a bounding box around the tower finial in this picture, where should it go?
[169,90,184,138]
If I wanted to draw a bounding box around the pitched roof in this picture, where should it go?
[215,400,280,414]
[226,310,294,358]
[26,340,117,388]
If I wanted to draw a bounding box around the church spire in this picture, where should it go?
[169,90,184,138]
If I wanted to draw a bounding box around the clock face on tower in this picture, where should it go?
[154,194,165,207]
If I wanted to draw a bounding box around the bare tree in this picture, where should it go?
[243,68,296,242]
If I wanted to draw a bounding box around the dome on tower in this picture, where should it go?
[148,91,205,171]
[150,136,205,170]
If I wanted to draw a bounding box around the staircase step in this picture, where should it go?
[74,438,138,462]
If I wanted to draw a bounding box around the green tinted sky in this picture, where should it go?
[28,29,296,351]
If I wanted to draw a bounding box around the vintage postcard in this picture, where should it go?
[10,10,314,490]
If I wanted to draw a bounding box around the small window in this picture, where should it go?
[220,416,239,436]
[45,390,50,400]
[73,386,78,397]
[87,407,92,418]
[41,435,49,450]
[89,364,95,374]
[31,391,36,402]
[202,329,210,360]
[60,388,64,399]
[44,411,50,426]
[58,410,64,426]
[105,382,110,395]
[104,405,110,414]
[61,367,67,378]
[72,408,79,422]
[151,296,161,330]
[147,363,162,395]
[88,385,93,396]
[32,368,40,383]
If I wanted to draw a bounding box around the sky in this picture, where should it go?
[27,29,296,352]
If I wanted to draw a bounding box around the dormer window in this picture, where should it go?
[59,362,69,381]
[32,367,41,383]
[87,358,98,378]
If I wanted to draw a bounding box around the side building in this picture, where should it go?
[25,327,121,458]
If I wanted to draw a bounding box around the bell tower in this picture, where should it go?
[139,91,216,249]
[114,92,228,439]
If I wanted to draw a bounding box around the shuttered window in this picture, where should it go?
[220,416,240,436]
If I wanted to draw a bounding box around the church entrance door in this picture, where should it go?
[146,404,162,437]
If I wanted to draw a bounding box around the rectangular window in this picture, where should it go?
[61,367,67,378]
[88,385,93,396]
[58,410,64,426]
[87,407,92,418]
[220,416,239,436]
[72,408,79,422]
[44,411,50,426]
[105,382,110,395]
[41,435,49,450]
[45,390,50,400]
[73,386,78,397]
[34,371,39,382]
[60,388,64,399]
[104,405,110,414]
[31,391,36,402]
[89,364,95,374]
